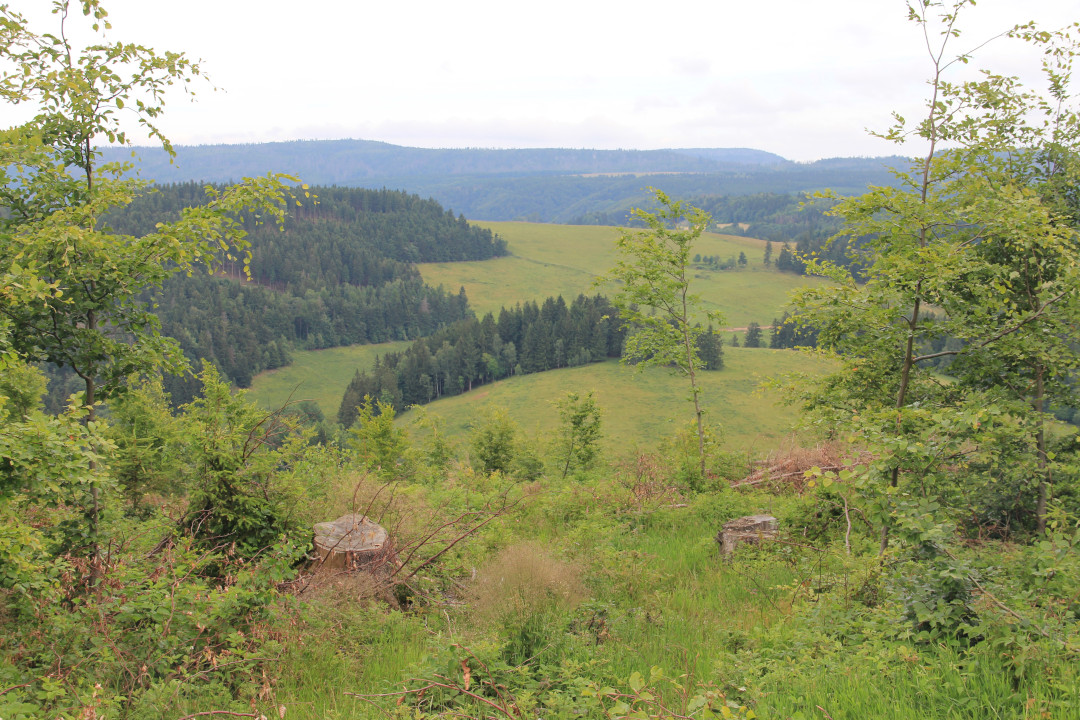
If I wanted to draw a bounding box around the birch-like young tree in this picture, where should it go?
[788,1,1080,552]
[601,189,721,478]
[0,0,300,557]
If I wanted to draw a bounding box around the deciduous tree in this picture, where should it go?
[553,390,603,479]
[599,189,722,477]
[789,1,1080,552]
[0,0,298,554]
[348,395,412,478]
[470,406,521,475]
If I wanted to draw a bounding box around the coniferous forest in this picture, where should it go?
[103,184,505,400]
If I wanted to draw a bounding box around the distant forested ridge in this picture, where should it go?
[103,184,504,401]
[101,140,901,223]
[103,141,788,181]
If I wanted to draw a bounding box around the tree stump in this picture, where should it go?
[313,514,397,573]
[717,514,778,557]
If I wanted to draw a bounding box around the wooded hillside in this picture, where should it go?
[104,184,506,400]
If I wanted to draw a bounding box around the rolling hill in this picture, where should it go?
[405,350,829,455]
[420,221,822,325]
[248,221,826,450]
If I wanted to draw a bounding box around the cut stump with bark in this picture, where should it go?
[313,514,397,573]
[717,514,778,557]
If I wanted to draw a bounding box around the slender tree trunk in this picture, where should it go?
[82,307,102,572]
[680,287,706,479]
[876,278,928,557]
[1033,363,1051,533]
[561,438,575,480]
[880,285,923,556]
[690,370,705,478]
[84,138,101,568]
[880,28,942,554]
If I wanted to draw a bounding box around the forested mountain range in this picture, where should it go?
[102,140,787,181]
[93,185,505,403]
[101,139,902,223]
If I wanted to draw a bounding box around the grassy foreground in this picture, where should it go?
[262,470,1080,720]
[419,221,821,327]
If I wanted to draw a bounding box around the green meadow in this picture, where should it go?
[239,220,1080,720]
[249,340,412,417]
[250,342,828,452]
[250,221,827,440]
[419,221,822,327]
[407,349,827,454]
[14,6,1080,719]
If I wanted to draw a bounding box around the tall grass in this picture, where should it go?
[753,641,1080,719]
[267,476,1079,720]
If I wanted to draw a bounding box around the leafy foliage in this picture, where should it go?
[553,391,604,479]
[181,363,308,559]
[104,376,180,514]
[2,4,1079,720]
[600,189,723,476]
[0,0,302,557]
[347,395,413,478]
[787,2,1080,552]
[470,406,521,475]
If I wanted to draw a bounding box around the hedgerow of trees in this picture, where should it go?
[337,294,627,427]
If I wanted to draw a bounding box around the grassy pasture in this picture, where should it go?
[249,220,829,449]
[249,343,829,453]
[212,231,1080,720]
[407,349,829,455]
[419,221,823,327]
[250,221,1070,449]
[249,340,412,418]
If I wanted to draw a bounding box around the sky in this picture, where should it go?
[8,0,1079,161]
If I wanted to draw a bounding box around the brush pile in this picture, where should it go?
[732,442,869,493]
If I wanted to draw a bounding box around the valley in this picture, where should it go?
[249,219,828,453]
[3,2,1079,718]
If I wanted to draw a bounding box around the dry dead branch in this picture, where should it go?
[731,442,870,493]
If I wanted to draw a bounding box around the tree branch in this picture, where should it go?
[912,288,1070,364]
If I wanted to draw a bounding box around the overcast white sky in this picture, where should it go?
[9,0,1079,161]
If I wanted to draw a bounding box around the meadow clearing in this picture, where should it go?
[418,221,821,327]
